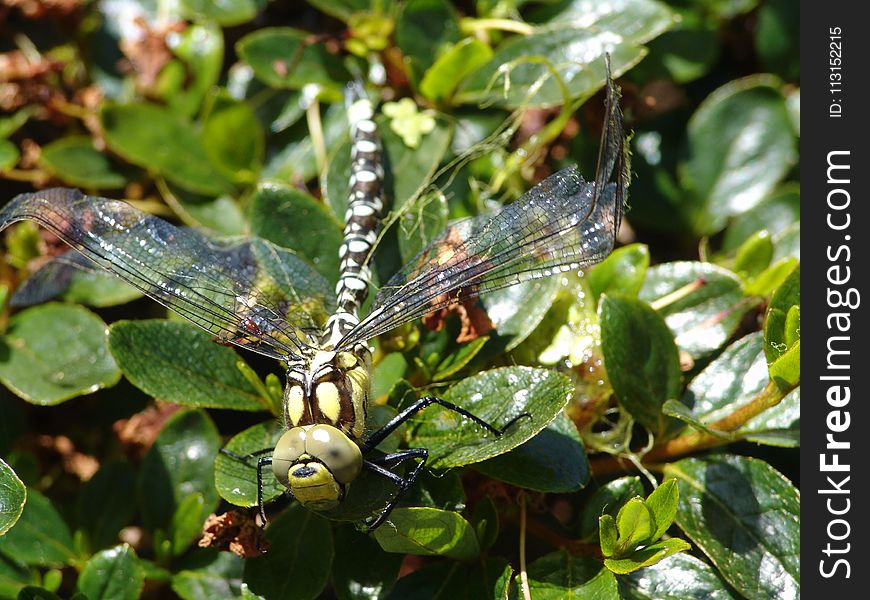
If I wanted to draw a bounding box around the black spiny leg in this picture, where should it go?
[362,448,428,529]
[360,395,529,452]
[256,455,273,526]
[359,396,530,528]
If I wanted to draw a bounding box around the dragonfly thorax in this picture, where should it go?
[283,347,371,441]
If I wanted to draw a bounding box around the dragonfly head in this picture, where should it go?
[272,424,363,509]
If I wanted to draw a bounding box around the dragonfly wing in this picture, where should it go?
[339,72,627,348]
[0,189,334,361]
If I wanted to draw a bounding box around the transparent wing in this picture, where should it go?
[339,68,627,349]
[0,189,335,361]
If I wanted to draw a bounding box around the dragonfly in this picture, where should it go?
[0,63,627,530]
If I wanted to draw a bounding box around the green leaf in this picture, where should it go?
[644,479,679,540]
[755,0,799,80]
[0,140,19,171]
[0,108,32,138]
[39,136,126,189]
[249,183,342,281]
[665,455,799,600]
[108,320,265,411]
[680,76,797,234]
[179,0,259,26]
[763,266,800,389]
[414,366,572,469]
[166,190,247,237]
[0,459,25,536]
[526,550,618,598]
[0,489,75,567]
[732,231,773,279]
[160,22,223,118]
[419,38,494,103]
[588,244,650,299]
[599,514,617,557]
[630,7,719,83]
[474,411,588,492]
[681,332,768,426]
[600,295,681,435]
[170,493,208,556]
[580,476,644,541]
[721,185,800,254]
[171,550,244,600]
[482,277,560,351]
[236,27,350,101]
[214,421,285,509]
[616,552,736,599]
[615,498,654,555]
[101,103,230,195]
[604,538,692,574]
[740,387,799,447]
[373,507,479,560]
[332,527,402,600]
[243,504,333,600]
[385,556,511,599]
[432,336,489,382]
[0,303,120,405]
[76,460,136,551]
[76,545,143,600]
[202,93,264,185]
[744,257,799,298]
[395,0,461,86]
[456,31,645,109]
[639,262,747,358]
[471,496,499,552]
[138,410,221,532]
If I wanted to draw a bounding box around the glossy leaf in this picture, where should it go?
[171,550,244,600]
[639,262,747,358]
[374,507,479,560]
[0,458,25,536]
[385,556,510,600]
[236,28,350,101]
[161,23,224,118]
[419,38,494,103]
[214,421,285,509]
[616,552,735,599]
[681,332,768,425]
[644,479,679,539]
[76,545,144,600]
[740,387,800,447]
[721,185,800,253]
[580,476,644,540]
[763,266,800,389]
[101,103,231,196]
[202,94,264,185]
[482,277,560,351]
[600,295,681,435]
[474,411,589,492]
[243,504,333,600]
[0,303,120,406]
[179,0,259,26]
[332,527,402,600]
[0,489,75,567]
[732,231,773,279]
[615,497,654,555]
[138,410,221,532]
[249,183,343,281]
[414,366,572,469]
[588,243,650,299]
[39,136,126,189]
[395,0,461,85]
[0,140,19,171]
[680,76,797,234]
[604,538,692,574]
[665,455,800,599]
[108,320,266,412]
[526,551,618,599]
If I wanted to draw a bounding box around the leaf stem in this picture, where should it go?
[590,380,796,476]
[518,492,531,600]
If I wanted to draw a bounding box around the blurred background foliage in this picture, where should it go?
[0,0,798,598]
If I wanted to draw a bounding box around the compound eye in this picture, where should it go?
[306,425,363,485]
[272,428,307,487]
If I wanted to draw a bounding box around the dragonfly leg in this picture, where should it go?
[220,446,273,462]
[256,455,273,526]
[361,395,530,452]
[362,447,428,529]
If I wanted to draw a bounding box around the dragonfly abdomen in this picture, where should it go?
[323,90,385,349]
